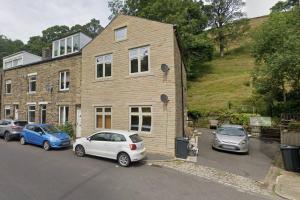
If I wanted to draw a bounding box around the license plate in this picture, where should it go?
[222,145,236,150]
[62,142,70,146]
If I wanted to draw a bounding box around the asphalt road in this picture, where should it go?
[0,139,271,200]
[197,128,280,180]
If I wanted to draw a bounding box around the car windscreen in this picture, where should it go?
[14,121,28,127]
[42,125,60,133]
[218,127,245,136]
[129,134,143,143]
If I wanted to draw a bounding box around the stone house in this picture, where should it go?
[1,15,187,155]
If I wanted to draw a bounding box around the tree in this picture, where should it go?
[42,25,70,43]
[251,8,300,115]
[25,36,48,56]
[108,0,214,76]
[271,0,299,12]
[206,0,248,57]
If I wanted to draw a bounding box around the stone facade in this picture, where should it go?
[81,15,186,155]
[1,54,82,127]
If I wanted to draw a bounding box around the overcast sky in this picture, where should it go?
[0,0,279,43]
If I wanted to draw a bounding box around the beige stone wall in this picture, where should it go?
[1,55,82,126]
[81,15,185,155]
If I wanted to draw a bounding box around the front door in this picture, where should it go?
[14,105,19,120]
[76,106,82,138]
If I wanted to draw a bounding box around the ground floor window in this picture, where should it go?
[40,105,47,124]
[129,106,152,132]
[4,106,11,119]
[59,106,69,124]
[95,107,111,129]
[28,105,36,124]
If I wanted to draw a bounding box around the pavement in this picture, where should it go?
[0,139,273,200]
[275,171,300,200]
[196,128,280,181]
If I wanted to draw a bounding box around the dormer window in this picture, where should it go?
[115,27,127,42]
[52,33,91,58]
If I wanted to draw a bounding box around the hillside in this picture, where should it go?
[188,16,268,114]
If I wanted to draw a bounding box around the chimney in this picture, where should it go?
[42,48,52,60]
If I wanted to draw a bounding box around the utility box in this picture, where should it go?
[175,137,189,159]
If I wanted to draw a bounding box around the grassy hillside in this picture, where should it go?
[188,16,268,114]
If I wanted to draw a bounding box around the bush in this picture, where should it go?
[56,122,75,140]
[216,110,256,127]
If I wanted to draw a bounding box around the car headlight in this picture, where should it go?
[215,137,220,143]
[239,140,247,145]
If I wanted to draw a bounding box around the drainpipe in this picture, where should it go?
[180,61,185,137]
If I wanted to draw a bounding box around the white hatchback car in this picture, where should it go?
[73,130,146,167]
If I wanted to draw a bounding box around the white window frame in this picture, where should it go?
[115,27,127,42]
[129,106,152,133]
[4,105,11,119]
[5,80,12,94]
[59,106,69,125]
[40,104,47,124]
[28,74,37,94]
[95,107,112,130]
[95,54,113,79]
[129,46,150,74]
[59,71,70,91]
[28,105,36,124]
[52,34,79,58]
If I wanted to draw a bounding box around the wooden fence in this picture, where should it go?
[281,130,300,146]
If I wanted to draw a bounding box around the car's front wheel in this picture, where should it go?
[118,152,131,167]
[4,132,10,142]
[20,137,26,145]
[43,141,51,151]
[75,145,85,157]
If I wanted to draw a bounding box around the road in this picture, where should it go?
[197,128,280,180]
[0,139,271,200]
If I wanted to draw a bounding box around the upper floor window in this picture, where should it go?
[54,41,59,57]
[73,34,80,52]
[53,34,81,58]
[96,54,112,79]
[115,27,127,41]
[5,61,12,68]
[59,71,70,91]
[129,46,149,74]
[60,39,65,55]
[5,80,11,94]
[28,74,37,93]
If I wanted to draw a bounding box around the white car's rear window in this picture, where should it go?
[129,134,142,143]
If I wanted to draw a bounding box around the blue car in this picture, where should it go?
[20,124,71,151]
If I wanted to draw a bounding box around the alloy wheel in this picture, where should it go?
[118,153,130,167]
[75,145,85,157]
[43,141,50,151]
[20,137,26,145]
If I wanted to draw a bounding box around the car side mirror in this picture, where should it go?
[87,137,91,141]
[38,131,43,135]
[212,131,216,135]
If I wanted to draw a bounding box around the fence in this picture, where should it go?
[281,130,300,146]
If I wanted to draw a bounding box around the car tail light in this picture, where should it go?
[129,144,137,150]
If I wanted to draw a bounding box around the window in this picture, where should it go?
[4,106,11,119]
[129,106,152,133]
[96,54,112,78]
[111,133,126,142]
[67,37,72,53]
[95,107,111,129]
[59,106,69,125]
[53,41,59,57]
[90,132,110,141]
[73,34,80,52]
[40,105,47,124]
[5,80,11,94]
[28,75,37,93]
[28,105,36,124]
[60,39,65,55]
[115,27,127,41]
[5,61,12,68]
[59,71,70,91]
[129,46,149,74]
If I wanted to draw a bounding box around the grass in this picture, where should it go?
[187,16,268,113]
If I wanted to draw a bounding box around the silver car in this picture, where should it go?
[212,124,250,154]
[0,120,28,141]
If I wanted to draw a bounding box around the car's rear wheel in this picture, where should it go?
[4,132,10,142]
[75,145,85,157]
[43,141,51,151]
[118,152,131,167]
[20,137,26,145]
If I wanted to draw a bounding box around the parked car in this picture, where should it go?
[20,124,71,151]
[212,124,250,154]
[73,130,146,167]
[0,119,28,141]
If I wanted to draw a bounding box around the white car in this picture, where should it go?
[73,130,146,167]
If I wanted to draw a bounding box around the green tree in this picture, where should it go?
[25,36,48,56]
[271,0,299,12]
[42,25,70,43]
[251,7,300,115]
[205,0,249,57]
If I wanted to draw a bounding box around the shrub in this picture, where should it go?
[57,122,75,140]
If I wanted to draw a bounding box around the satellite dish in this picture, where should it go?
[160,94,169,103]
[161,64,169,73]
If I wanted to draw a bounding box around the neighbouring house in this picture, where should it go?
[1,15,187,155]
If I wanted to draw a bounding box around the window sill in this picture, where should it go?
[93,77,113,83]
[5,93,12,95]
[115,38,128,43]
[27,92,36,95]
[126,72,154,79]
[59,89,70,93]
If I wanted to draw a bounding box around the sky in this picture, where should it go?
[0,0,279,43]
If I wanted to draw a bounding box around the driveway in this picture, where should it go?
[0,139,272,200]
[197,128,280,181]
